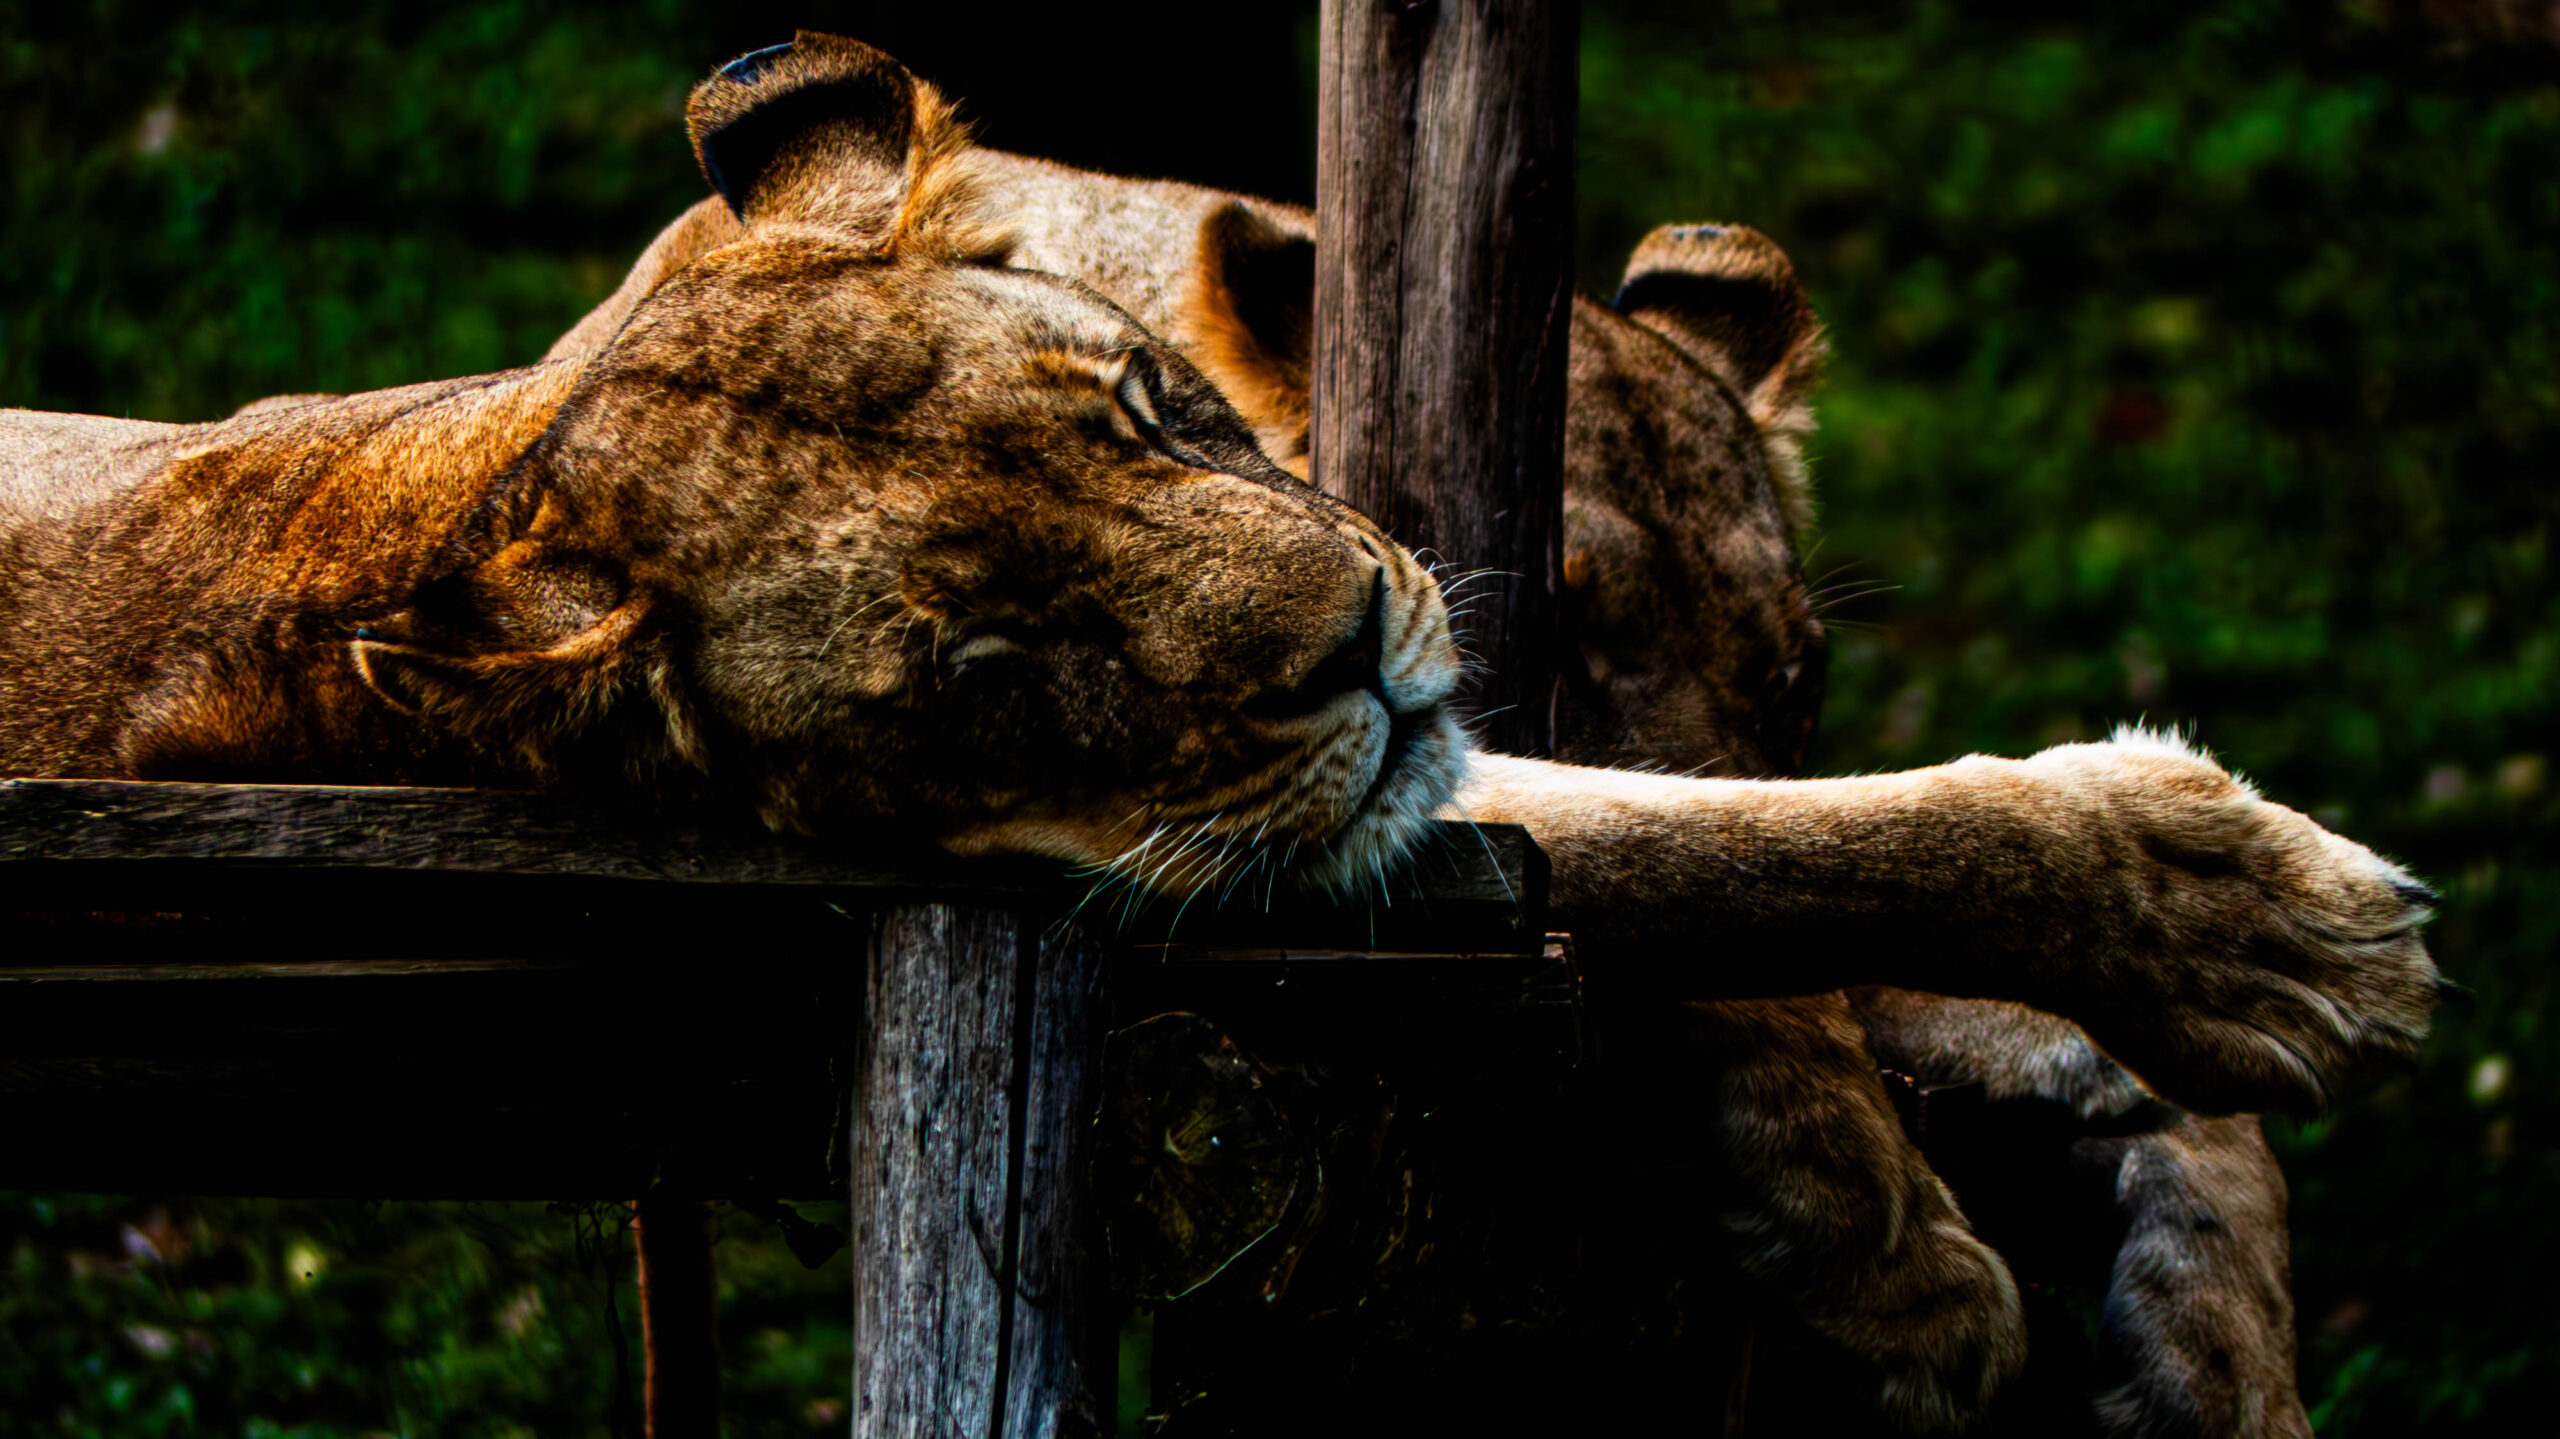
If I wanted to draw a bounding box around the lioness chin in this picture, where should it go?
[3,34,2438,1435]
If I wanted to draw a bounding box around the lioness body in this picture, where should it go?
[4,37,2433,1437]
[1,368,579,780]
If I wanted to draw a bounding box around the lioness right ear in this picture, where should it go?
[347,543,696,774]
[350,598,657,771]
[1615,224,1829,536]
[1185,202,1318,469]
[687,32,986,252]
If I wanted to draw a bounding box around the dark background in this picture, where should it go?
[3,0,2553,1433]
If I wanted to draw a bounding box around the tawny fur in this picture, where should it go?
[1689,994,2027,1430]
[1851,989,2314,1432]
[1448,740,2438,1118]
[545,166,1829,782]
[2086,1115,2312,1439]
[532,159,2026,1429]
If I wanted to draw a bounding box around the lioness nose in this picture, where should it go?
[1250,569,1387,717]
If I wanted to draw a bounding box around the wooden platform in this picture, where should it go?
[0,777,1550,1198]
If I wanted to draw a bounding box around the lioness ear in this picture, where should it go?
[1614,223,1828,535]
[1185,202,1317,470]
[687,32,992,256]
[350,551,689,772]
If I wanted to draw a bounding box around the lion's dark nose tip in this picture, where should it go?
[1248,570,1386,717]
[2394,879,2440,907]
[1301,571,1388,699]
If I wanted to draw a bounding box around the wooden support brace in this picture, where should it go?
[0,778,1545,1438]
[854,907,1109,1439]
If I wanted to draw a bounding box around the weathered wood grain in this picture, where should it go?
[1003,924,1111,1439]
[0,775,1047,892]
[852,906,1109,1439]
[0,778,1542,955]
[1314,0,1577,758]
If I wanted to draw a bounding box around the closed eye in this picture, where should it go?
[945,631,1024,677]
[1115,364,1165,438]
[1108,354,1227,469]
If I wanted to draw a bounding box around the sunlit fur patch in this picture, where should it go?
[1018,348,1116,394]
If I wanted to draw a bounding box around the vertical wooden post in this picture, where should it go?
[634,1192,720,1439]
[852,905,1109,1439]
[1314,0,1578,758]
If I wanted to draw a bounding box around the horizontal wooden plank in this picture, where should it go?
[0,780,1552,1196]
[0,778,1544,956]
[0,776,1049,889]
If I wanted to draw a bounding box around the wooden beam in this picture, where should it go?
[853,907,1110,1439]
[0,777,1542,953]
[0,779,1545,1197]
[0,776,1552,1435]
[0,775,1062,893]
[1314,0,1578,758]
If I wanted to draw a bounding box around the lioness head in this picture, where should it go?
[178,36,1463,892]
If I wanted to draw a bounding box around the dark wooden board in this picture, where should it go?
[0,778,1547,1197]
[0,777,1542,955]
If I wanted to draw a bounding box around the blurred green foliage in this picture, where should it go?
[0,0,721,417]
[1,0,2552,1433]
[0,1193,851,1436]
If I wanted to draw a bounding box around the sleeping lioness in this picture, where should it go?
[541,55,2328,1432]
[1,35,2439,1433]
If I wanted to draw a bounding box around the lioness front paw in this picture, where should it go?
[1703,997,2027,1430]
[2014,728,2443,1117]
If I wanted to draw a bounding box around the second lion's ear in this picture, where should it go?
[1185,202,1318,468]
[1614,223,1829,537]
[687,32,981,251]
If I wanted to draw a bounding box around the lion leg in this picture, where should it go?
[1684,993,2025,1431]
[2086,1115,2310,1439]
[1847,990,2178,1133]
[1450,739,2442,1118]
[1845,990,2308,1434]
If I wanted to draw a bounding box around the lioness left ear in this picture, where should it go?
[688,32,983,253]
[352,600,648,742]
